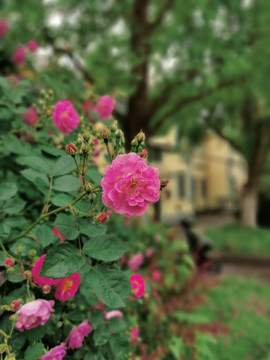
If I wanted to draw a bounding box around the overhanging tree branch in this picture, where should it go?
[149,0,174,32]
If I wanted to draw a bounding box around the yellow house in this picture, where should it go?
[148,127,246,223]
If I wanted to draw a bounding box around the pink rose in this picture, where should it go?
[52,100,80,134]
[0,19,8,38]
[96,95,114,119]
[128,253,144,271]
[52,227,66,242]
[39,343,66,360]
[15,299,54,332]
[130,326,139,345]
[95,212,109,224]
[4,258,14,267]
[66,319,93,349]
[82,100,97,123]
[130,273,145,299]
[28,40,39,52]
[22,106,38,126]
[145,247,155,258]
[152,270,161,282]
[101,153,160,217]
[11,300,21,311]
[31,255,59,287]
[105,310,123,321]
[54,273,80,301]
[91,301,104,312]
[12,46,26,65]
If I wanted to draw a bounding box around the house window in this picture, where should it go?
[148,146,162,162]
[201,179,207,199]
[178,173,186,199]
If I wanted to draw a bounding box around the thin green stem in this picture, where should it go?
[105,142,112,162]
[11,192,87,243]
[41,174,54,215]
[0,238,22,264]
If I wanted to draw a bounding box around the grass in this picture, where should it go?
[204,223,270,256]
[195,276,270,360]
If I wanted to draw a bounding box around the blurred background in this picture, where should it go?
[1,0,270,358]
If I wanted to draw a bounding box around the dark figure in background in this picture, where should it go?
[180,219,218,271]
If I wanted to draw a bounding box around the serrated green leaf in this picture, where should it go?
[53,213,79,240]
[0,183,17,201]
[25,342,45,360]
[53,175,80,192]
[40,243,84,278]
[93,324,110,346]
[51,193,72,206]
[21,169,49,191]
[17,156,51,174]
[86,168,102,185]
[109,335,130,360]
[78,219,107,237]
[108,317,127,333]
[83,234,126,261]
[90,310,105,329]
[3,197,26,215]
[84,265,131,308]
[34,224,55,248]
[51,155,76,176]
[40,145,63,157]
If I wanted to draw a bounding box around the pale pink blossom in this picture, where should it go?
[101,153,160,217]
[130,274,145,299]
[130,326,139,345]
[54,273,80,301]
[12,46,26,65]
[96,95,114,119]
[15,299,54,332]
[66,320,93,349]
[39,343,66,360]
[52,227,66,242]
[0,19,8,38]
[31,255,59,287]
[28,40,39,52]
[105,310,123,321]
[128,253,144,271]
[52,100,80,134]
[22,106,38,126]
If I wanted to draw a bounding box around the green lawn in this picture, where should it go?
[204,223,270,256]
[195,276,270,360]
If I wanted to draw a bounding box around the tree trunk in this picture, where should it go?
[240,180,258,227]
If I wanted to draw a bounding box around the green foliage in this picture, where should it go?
[83,234,127,261]
[25,343,45,360]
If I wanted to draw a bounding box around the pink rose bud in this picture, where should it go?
[31,255,59,287]
[52,227,66,242]
[22,106,38,126]
[120,254,127,265]
[15,299,54,332]
[42,284,52,294]
[11,300,21,311]
[130,326,139,346]
[23,270,32,280]
[152,270,161,282]
[27,40,39,52]
[128,253,144,271]
[54,273,81,301]
[11,46,26,65]
[101,153,160,217]
[66,143,78,156]
[0,272,2,282]
[145,247,155,258]
[66,319,93,349]
[4,258,14,268]
[39,343,67,360]
[136,130,145,143]
[96,95,114,120]
[82,100,97,123]
[91,301,104,312]
[130,274,145,299]
[139,149,148,158]
[100,128,110,141]
[160,179,169,189]
[93,138,99,147]
[92,149,100,158]
[0,19,8,38]
[52,100,80,135]
[95,212,109,224]
[105,310,123,321]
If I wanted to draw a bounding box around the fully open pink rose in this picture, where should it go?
[39,343,66,360]
[0,19,8,37]
[54,273,80,301]
[28,40,39,52]
[96,95,114,119]
[128,253,144,271]
[31,255,59,287]
[12,46,26,65]
[130,273,145,299]
[15,299,54,332]
[66,319,93,349]
[101,153,160,217]
[52,100,80,134]
[22,106,38,126]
